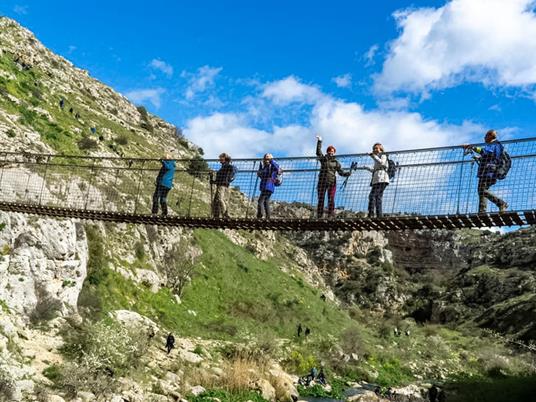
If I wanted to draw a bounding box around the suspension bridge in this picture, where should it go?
[1,137,535,231]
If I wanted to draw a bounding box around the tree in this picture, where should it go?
[162,240,201,297]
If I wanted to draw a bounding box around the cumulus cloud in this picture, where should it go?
[184,113,311,158]
[182,65,222,100]
[262,76,325,105]
[184,77,482,158]
[13,5,28,15]
[149,59,173,77]
[332,73,352,88]
[311,98,480,153]
[125,88,165,109]
[375,0,536,95]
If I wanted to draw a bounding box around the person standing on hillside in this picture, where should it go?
[211,153,236,218]
[165,333,175,354]
[315,135,351,218]
[152,153,176,216]
[256,153,281,219]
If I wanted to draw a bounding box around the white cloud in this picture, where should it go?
[332,73,352,88]
[182,65,222,100]
[149,59,173,77]
[375,0,536,95]
[310,98,480,154]
[262,76,325,105]
[67,45,77,55]
[13,5,28,15]
[184,113,311,158]
[184,77,483,159]
[364,44,379,66]
[125,88,165,109]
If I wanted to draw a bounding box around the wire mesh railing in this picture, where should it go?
[0,137,534,222]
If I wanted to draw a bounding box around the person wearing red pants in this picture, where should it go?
[315,135,351,218]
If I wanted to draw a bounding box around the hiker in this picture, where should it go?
[463,130,508,213]
[69,107,73,114]
[210,153,235,218]
[394,327,400,337]
[304,327,311,337]
[317,368,326,385]
[315,135,351,218]
[90,127,97,134]
[429,384,439,402]
[165,333,175,354]
[151,153,176,216]
[297,323,303,337]
[256,153,281,219]
[320,294,326,302]
[59,98,65,109]
[362,143,389,217]
[75,112,81,119]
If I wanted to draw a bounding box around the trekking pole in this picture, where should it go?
[246,160,259,219]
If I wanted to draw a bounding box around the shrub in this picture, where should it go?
[187,158,210,178]
[115,135,128,146]
[77,137,98,151]
[340,327,368,357]
[134,241,145,260]
[136,105,148,120]
[58,319,150,397]
[0,366,15,400]
[6,129,16,138]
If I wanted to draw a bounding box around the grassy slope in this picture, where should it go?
[83,228,355,340]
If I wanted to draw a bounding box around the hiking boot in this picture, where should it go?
[499,203,508,213]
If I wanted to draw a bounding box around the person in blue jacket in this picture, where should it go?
[152,153,176,216]
[257,153,280,219]
[464,129,508,213]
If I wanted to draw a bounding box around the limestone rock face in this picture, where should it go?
[0,212,87,318]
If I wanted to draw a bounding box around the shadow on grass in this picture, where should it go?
[445,375,536,402]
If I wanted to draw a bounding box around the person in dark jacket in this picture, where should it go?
[315,136,351,218]
[464,130,508,213]
[152,153,176,216]
[257,153,280,219]
[211,153,235,218]
[165,333,175,355]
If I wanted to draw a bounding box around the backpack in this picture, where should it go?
[495,146,511,180]
[229,164,237,183]
[386,156,398,180]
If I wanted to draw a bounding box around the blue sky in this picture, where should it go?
[2,0,536,158]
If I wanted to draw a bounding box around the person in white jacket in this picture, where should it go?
[364,143,389,217]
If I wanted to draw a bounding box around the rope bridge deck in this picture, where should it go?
[0,136,535,231]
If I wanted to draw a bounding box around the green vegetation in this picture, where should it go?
[189,389,268,402]
[79,228,355,340]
